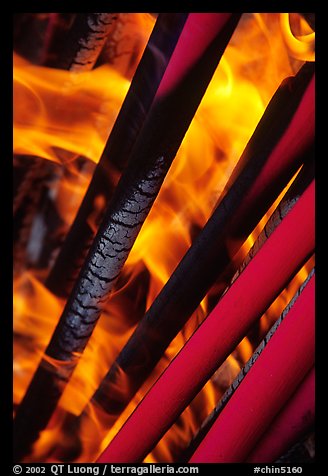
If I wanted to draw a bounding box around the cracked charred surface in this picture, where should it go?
[47,156,167,359]
[44,13,119,71]
[13,156,169,461]
[45,14,189,298]
[14,14,241,460]
[69,14,119,72]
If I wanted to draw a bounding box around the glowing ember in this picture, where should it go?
[13,13,315,463]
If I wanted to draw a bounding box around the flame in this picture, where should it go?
[13,13,314,463]
[13,272,65,404]
[280,13,315,62]
[13,55,130,164]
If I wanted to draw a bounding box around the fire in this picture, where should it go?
[13,13,315,463]
[13,272,64,403]
[13,55,130,165]
[280,13,315,62]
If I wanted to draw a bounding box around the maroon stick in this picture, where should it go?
[13,14,240,462]
[97,181,315,463]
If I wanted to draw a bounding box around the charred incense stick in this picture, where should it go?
[46,13,189,297]
[97,181,315,463]
[13,13,240,461]
[42,13,119,71]
[13,14,120,276]
[14,14,188,289]
[88,63,314,421]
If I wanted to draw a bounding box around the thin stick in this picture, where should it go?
[97,181,315,463]
[42,13,119,71]
[184,269,315,461]
[45,13,189,296]
[89,64,314,420]
[230,158,314,286]
[246,367,315,463]
[13,13,121,275]
[13,13,240,461]
[189,275,315,463]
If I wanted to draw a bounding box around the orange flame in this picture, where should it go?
[13,13,314,463]
[280,13,315,62]
[13,54,130,164]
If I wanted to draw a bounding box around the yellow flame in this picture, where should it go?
[13,56,130,164]
[280,13,315,61]
[13,272,65,404]
[13,12,312,463]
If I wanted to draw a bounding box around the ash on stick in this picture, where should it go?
[46,13,189,297]
[88,62,315,422]
[13,14,121,277]
[97,181,315,463]
[13,13,240,461]
[43,13,119,72]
